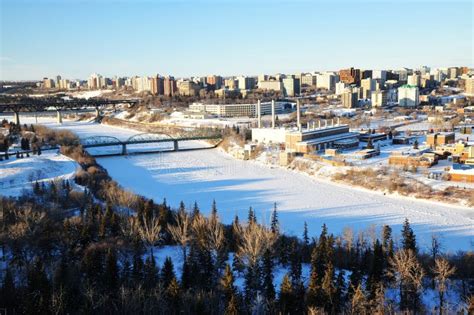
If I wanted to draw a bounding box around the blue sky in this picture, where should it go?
[0,0,472,80]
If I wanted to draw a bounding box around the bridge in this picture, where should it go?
[80,131,222,157]
[0,96,139,125]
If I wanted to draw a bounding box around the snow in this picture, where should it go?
[39,122,474,252]
[0,152,77,197]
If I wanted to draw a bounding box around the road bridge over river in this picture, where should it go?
[0,97,139,125]
[81,131,222,157]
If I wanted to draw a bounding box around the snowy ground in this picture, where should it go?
[0,152,77,197]
[22,121,474,252]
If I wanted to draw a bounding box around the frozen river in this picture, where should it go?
[15,119,473,252]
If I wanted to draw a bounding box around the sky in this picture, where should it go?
[0,0,473,80]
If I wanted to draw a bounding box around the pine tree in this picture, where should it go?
[262,249,275,303]
[211,199,218,221]
[367,240,384,299]
[270,202,279,234]
[192,201,200,219]
[161,256,176,289]
[334,270,347,314]
[289,240,302,286]
[166,277,181,311]
[181,258,191,290]
[143,255,159,290]
[220,264,236,305]
[279,274,294,315]
[321,261,336,313]
[247,206,256,224]
[302,221,310,262]
[401,218,417,253]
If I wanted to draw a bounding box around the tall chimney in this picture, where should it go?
[296,99,301,131]
[271,99,276,129]
[257,99,262,128]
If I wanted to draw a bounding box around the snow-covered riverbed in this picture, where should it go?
[7,119,472,252]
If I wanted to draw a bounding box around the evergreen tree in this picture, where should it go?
[302,221,310,262]
[161,256,176,289]
[143,255,159,290]
[270,202,279,234]
[220,264,237,306]
[321,261,336,313]
[334,270,347,314]
[166,277,181,311]
[192,201,200,219]
[401,218,417,253]
[181,258,191,290]
[262,249,275,303]
[211,199,218,221]
[278,274,295,315]
[289,240,302,286]
[247,206,256,224]
[367,240,384,299]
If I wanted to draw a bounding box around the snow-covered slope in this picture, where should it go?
[0,152,77,197]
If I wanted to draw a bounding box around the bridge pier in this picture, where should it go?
[95,107,101,119]
[56,110,63,124]
[13,111,20,125]
[122,144,127,155]
[173,140,179,151]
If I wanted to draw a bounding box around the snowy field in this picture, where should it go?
[0,152,77,197]
[7,120,473,252]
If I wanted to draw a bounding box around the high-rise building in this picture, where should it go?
[360,78,376,99]
[206,75,223,90]
[150,75,164,95]
[372,70,387,83]
[282,77,301,97]
[407,74,420,87]
[164,76,177,96]
[371,90,387,107]
[177,80,200,96]
[43,78,55,89]
[465,77,474,96]
[339,67,360,84]
[335,82,347,95]
[225,78,238,89]
[316,73,337,91]
[448,67,459,79]
[398,85,419,107]
[258,80,282,92]
[396,68,409,82]
[135,76,151,92]
[238,76,256,90]
[342,88,358,108]
[301,74,317,87]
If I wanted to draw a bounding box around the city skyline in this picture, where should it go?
[1,0,473,80]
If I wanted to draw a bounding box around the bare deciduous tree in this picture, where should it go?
[168,210,191,261]
[432,258,456,314]
[236,222,276,268]
[137,214,162,256]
